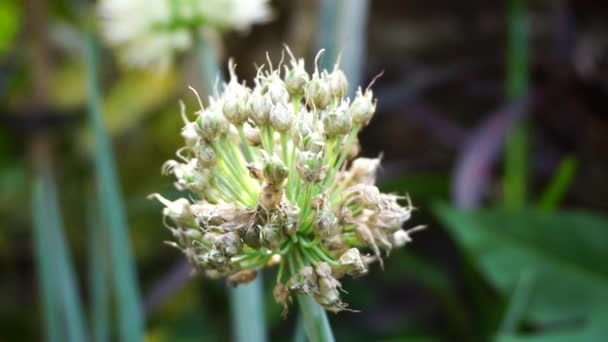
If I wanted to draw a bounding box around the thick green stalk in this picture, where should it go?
[197,33,267,342]
[297,294,335,342]
[503,0,530,210]
[84,31,144,342]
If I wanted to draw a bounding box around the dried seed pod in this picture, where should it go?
[227,269,258,287]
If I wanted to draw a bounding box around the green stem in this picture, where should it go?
[503,0,529,210]
[297,294,335,342]
[238,125,255,162]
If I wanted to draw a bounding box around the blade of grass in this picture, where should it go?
[537,156,577,212]
[84,30,144,342]
[44,171,88,342]
[88,195,110,342]
[197,34,267,342]
[502,0,530,210]
[32,178,62,342]
[296,294,335,342]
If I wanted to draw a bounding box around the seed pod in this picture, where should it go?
[263,154,288,184]
[248,90,272,126]
[222,95,250,125]
[244,224,262,249]
[269,102,294,133]
[196,109,229,141]
[265,77,290,105]
[291,115,314,148]
[296,150,326,183]
[328,69,348,99]
[284,59,309,97]
[282,203,301,236]
[305,75,331,110]
[350,88,377,127]
[336,248,367,277]
[313,209,339,239]
[216,231,243,256]
[273,282,290,316]
[260,224,285,250]
[322,102,352,138]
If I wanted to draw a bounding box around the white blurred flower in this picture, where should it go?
[98,0,272,69]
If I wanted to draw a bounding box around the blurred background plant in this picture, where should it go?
[2,0,608,341]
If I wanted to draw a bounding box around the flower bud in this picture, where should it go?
[149,193,194,225]
[265,76,290,104]
[269,102,294,133]
[350,88,376,127]
[222,96,250,125]
[296,151,326,183]
[305,75,331,110]
[291,115,314,147]
[322,102,352,138]
[181,122,199,147]
[195,142,217,168]
[336,248,367,277]
[263,154,289,184]
[248,91,272,126]
[313,209,339,239]
[328,69,348,99]
[196,109,229,141]
[284,59,309,97]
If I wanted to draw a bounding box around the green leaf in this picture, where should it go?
[434,205,608,324]
[84,32,144,341]
[88,196,110,342]
[32,172,88,342]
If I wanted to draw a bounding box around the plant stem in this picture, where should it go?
[503,0,530,210]
[297,294,335,342]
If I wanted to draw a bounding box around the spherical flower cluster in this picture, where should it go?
[98,0,272,68]
[151,49,424,313]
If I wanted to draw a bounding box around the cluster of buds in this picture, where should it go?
[152,48,424,313]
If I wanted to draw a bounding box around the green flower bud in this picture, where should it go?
[196,109,229,141]
[305,75,331,110]
[296,151,326,183]
[291,114,314,147]
[148,193,194,225]
[350,88,377,126]
[328,69,348,99]
[269,102,294,133]
[284,59,309,97]
[248,91,272,126]
[322,101,352,138]
[222,95,250,125]
[263,154,289,184]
